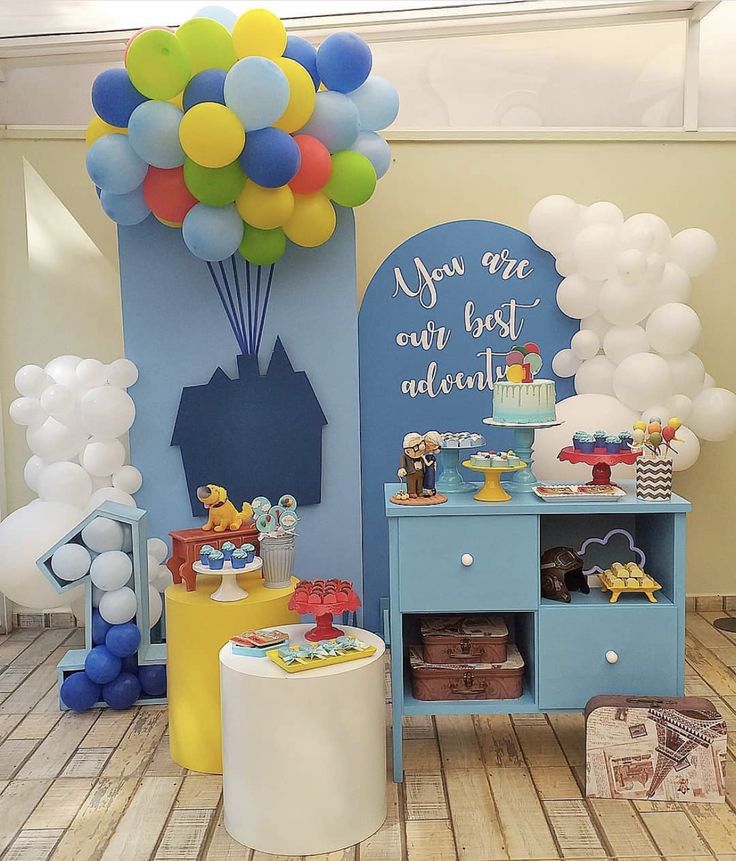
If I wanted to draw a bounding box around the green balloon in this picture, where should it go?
[183,157,245,206]
[238,225,286,265]
[325,151,377,208]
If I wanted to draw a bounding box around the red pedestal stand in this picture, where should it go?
[288,580,361,641]
[558,446,640,485]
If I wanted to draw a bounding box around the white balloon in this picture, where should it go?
[613,353,672,411]
[112,465,142,494]
[152,564,173,592]
[580,312,610,340]
[573,223,618,281]
[598,277,652,325]
[570,329,600,360]
[92,584,104,608]
[106,358,139,389]
[80,386,135,439]
[81,516,125,553]
[646,303,702,355]
[620,213,670,253]
[23,455,46,492]
[664,352,705,398]
[703,373,715,390]
[9,397,46,427]
[688,387,736,441]
[76,358,108,389]
[552,349,582,378]
[26,417,87,463]
[148,584,163,627]
[655,262,691,304]
[0,500,84,609]
[38,461,93,508]
[15,364,51,398]
[51,543,91,582]
[91,474,113,490]
[86,487,136,510]
[665,394,693,424]
[581,201,624,228]
[671,425,700,471]
[640,405,669,424]
[81,438,126,477]
[533,394,640,482]
[90,550,132,591]
[147,553,160,581]
[45,355,82,389]
[645,252,666,282]
[615,248,647,282]
[669,228,717,277]
[554,253,576,277]
[602,324,649,365]
[147,537,169,564]
[574,356,616,396]
[40,384,74,419]
[556,274,601,319]
[99,586,137,624]
[528,195,580,252]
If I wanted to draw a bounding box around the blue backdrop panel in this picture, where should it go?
[118,211,362,590]
[358,219,576,631]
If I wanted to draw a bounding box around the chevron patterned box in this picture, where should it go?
[636,456,674,501]
[585,696,727,803]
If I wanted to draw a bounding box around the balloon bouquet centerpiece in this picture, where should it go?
[86,6,398,357]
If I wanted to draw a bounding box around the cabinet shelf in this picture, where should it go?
[541,589,673,608]
[403,676,536,716]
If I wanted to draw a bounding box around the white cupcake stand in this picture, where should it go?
[192,557,263,602]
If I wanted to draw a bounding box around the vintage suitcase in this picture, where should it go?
[420,614,508,664]
[409,644,524,701]
[585,695,727,803]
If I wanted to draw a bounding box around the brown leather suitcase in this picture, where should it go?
[409,644,524,701]
[420,614,508,664]
[585,695,727,803]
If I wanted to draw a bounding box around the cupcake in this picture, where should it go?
[506,451,520,467]
[470,452,490,467]
[572,431,587,451]
[208,550,225,571]
[241,542,256,563]
[231,548,247,569]
[578,435,596,453]
[199,545,214,567]
[221,541,236,561]
[492,453,508,467]
[619,431,633,449]
[593,430,607,449]
[605,434,622,454]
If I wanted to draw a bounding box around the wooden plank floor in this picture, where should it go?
[1,613,736,860]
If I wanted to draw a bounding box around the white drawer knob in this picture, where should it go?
[605,650,619,664]
[461,553,474,567]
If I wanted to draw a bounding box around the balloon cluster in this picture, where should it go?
[528,196,736,471]
[85,6,398,263]
[504,343,542,383]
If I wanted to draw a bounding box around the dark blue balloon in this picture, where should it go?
[105,622,141,658]
[183,69,227,112]
[92,609,111,646]
[84,645,122,684]
[91,68,147,128]
[60,672,101,712]
[240,128,301,188]
[316,32,372,94]
[139,664,167,697]
[284,35,320,90]
[103,672,141,710]
[121,653,139,674]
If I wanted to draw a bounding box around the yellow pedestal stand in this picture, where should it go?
[462,460,527,502]
[166,569,298,774]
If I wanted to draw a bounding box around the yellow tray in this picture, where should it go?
[599,568,662,604]
[267,643,376,673]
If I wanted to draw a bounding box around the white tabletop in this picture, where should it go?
[219,624,385,680]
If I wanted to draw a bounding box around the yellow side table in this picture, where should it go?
[166,569,298,773]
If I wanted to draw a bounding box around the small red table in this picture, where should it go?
[167,523,260,592]
[557,446,640,486]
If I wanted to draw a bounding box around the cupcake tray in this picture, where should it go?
[193,557,263,602]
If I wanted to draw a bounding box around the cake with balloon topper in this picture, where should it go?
[492,344,557,424]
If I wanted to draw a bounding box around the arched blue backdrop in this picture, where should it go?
[358,219,576,631]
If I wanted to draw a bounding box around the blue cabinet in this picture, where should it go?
[386,482,689,782]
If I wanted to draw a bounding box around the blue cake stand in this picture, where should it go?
[436,435,485,493]
[482,418,563,493]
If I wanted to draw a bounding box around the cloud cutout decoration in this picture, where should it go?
[577,528,646,576]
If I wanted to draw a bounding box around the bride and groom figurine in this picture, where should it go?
[393,431,447,505]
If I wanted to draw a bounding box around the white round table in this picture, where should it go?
[219,624,386,855]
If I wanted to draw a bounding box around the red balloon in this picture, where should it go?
[143,166,197,223]
[523,341,540,354]
[289,135,332,195]
[662,425,676,442]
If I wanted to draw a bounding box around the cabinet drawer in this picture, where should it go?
[398,515,538,611]
[538,606,680,710]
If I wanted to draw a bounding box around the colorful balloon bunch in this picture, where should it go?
[503,343,542,383]
[632,416,683,458]
[85,6,398,355]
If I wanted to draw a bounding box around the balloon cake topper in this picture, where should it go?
[504,342,543,383]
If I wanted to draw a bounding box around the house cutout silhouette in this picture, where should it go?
[172,338,328,517]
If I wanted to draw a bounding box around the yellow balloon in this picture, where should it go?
[236,180,294,229]
[86,115,127,146]
[284,193,336,248]
[155,215,183,228]
[179,103,245,169]
[169,91,184,110]
[232,9,286,59]
[273,58,316,133]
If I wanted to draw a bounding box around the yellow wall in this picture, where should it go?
[1,135,734,595]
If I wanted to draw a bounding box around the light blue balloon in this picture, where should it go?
[349,131,391,179]
[100,186,150,225]
[193,5,237,31]
[348,76,399,131]
[182,203,244,262]
[128,101,185,169]
[86,134,148,194]
[223,57,289,132]
[298,91,360,154]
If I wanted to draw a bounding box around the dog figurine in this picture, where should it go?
[197,484,254,532]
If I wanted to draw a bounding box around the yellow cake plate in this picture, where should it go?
[462,460,527,502]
